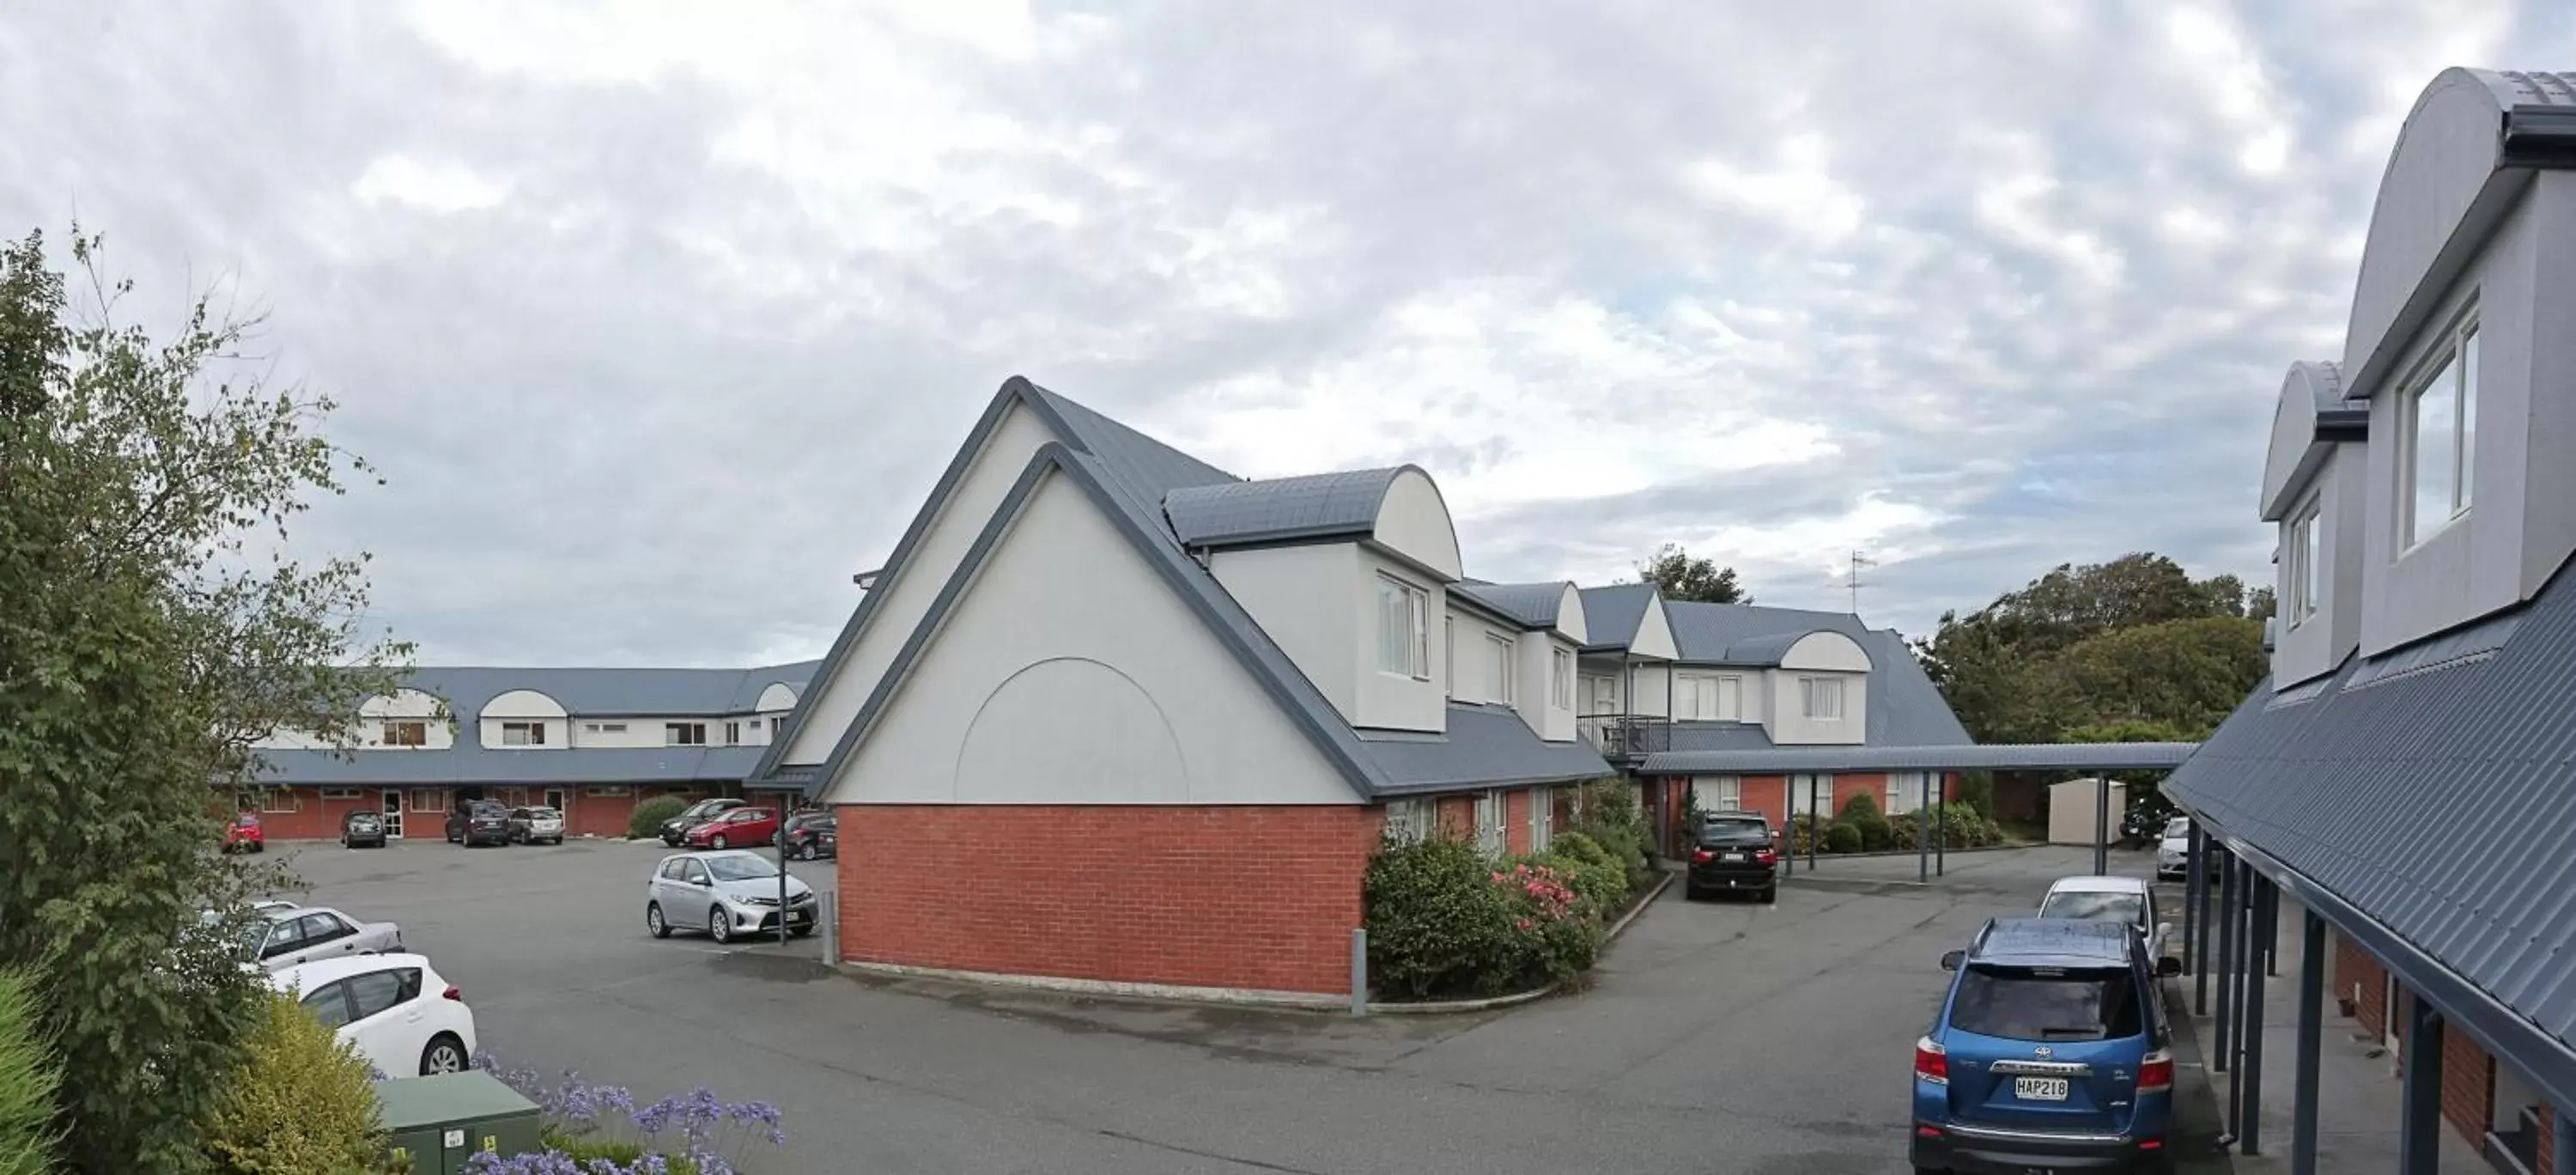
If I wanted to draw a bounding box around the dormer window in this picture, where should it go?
[1800,677,1845,720]
[1376,575,1429,679]
[1550,648,1573,709]
[381,720,427,747]
[2402,315,2478,547]
[500,721,545,746]
[2287,497,2324,624]
[1486,635,1513,703]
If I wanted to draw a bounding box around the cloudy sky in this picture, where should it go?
[3,1,2567,667]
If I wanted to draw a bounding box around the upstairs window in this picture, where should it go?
[2404,318,2478,546]
[1550,648,1573,709]
[381,720,428,747]
[725,721,742,746]
[1800,676,1844,720]
[665,722,708,746]
[1486,635,1514,703]
[1679,674,1743,721]
[1376,576,1429,679]
[2287,498,2323,625]
[1443,618,1455,698]
[500,721,545,746]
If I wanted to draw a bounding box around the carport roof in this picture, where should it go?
[1643,740,2198,775]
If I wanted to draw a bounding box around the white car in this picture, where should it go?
[271,953,477,1076]
[2155,816,2192,880]
[244,905,405,972]
[645,850,818,944]
[2038,875,2172,963]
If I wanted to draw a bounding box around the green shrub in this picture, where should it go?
[1549,831,1615,873]
[1364,837,1606,999]
[1528,850,1629,916]
[1566,779,1652,882]
[0,969,62,1175]
[629,794,690,840]
[1824,821,1863,854]
[1838,793,1893,851]
[1957,771,1995,818]
[532,1127,704,1175]
[205,993,383,1175]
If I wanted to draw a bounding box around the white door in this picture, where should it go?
[381,789,404,839]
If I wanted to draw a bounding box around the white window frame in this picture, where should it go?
[1443,618,1455,699]
[2402,313,2478,548]
[1716,675,1741,720]
[665,722,708,747]
[2287,496,2324,625]
[500,721,545,746]
[1800,677,1844,721]
[1886,771,1930,816]
[258,788,301,814]
[408,788,449,814]
[380,719,428,747]
[1474,788,1506,856]
[1549,648,1573,709]
[601,722,628,734]
[725,721,742,746]
[1788,774,1833,817]
[1383,798,1437,845]
[1698,776,1742,810]
[320,787,364,801]
[1528,786,1553,851]
[1376,575,1430,679]
[1487,635,1515,703]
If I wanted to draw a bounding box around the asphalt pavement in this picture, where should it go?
[269,837,2214,1175]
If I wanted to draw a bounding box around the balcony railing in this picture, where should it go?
[1577,714,1670,759]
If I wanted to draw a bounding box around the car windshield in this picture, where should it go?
[683,801,727,819]
[702,855,781,882]
[1698,818,1769,844]
[1950,965,2144,1041]
[2164,817,2190,837]
[2039,892,2146,927]
[528,808,560,819]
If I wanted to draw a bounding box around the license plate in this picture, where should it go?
[1723,852,1747,862]
[2014,1076,2070,1101]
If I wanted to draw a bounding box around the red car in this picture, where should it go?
[682,806,778,850]
[223,812,266,854]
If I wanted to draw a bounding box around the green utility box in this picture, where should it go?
[374,1070,544,1175]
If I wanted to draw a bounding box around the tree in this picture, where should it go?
[0,228,409,1172]
[1631,544,1751,604]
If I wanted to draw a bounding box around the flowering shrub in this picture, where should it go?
[1364,837,1608,999]
[469,1052,783,1175]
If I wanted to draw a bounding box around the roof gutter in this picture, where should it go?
[2186,810,2576,1117]
[2500,106,2576,168]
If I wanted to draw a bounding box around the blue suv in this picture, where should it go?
[1911,917,2184,1173]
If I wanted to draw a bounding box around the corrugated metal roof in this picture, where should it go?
[1358,703,1613,794]
[2165,563,2576,1076]
[1644,740,2197,774]
[1451,582,1569,630]
[256,745,769,787]
[360,663,818,722]
[1577,584,1656,648]
[1163,468,1410,548]
[1025,385,1240,518]
[1663,600,1867,664]
[1664,722,1777,754]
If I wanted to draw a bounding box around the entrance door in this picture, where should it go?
[544,788,566,813]
[380,790,404,839]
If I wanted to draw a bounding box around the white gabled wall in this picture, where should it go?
[823,469,1356,805]
[781,403,1058,766]
[1211,543,1362,722]
[1510,634,1577,741]
[1629,594,1680,660]
[1765,668,1865,745]
[478,689,569,750]
[1370,468,1464,580]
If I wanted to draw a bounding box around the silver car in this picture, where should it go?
[507,806,566,845]
[244,905,404,972]
[644,850,817,944]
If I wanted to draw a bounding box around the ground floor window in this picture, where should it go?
[585,785,631,798]
[1787,775,1834,816]
[1383,798,1436,844]
[1885,772,1931,816]
[259,788,301,814]
[1697,775,1742,810]
[409,788,449,814]
[1528,786,1553,851]
[1474,788,1506,856]
[320,787,363,801]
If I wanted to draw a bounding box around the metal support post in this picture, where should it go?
[1351,928,1369,1016]
[2240,875,2269,1156]
[2292,910,2324,1175]
[2216,855,2239,1074]
[2555,1105,2576,1175]
[2399,994,2444,1174]
[2093,774,2110,876]
[2193,828,2214,1014]
[1807,776,1820,871]
[1935,775,1947,877]
[1917,773,1931,883]
[2182,825,2202,977]
[2266,883,2281,977]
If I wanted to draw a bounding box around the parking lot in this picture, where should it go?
[270,837,2220,1174]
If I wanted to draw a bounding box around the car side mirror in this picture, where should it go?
[2156,922,2174,940]
[1940,950,1965,972]
[2157,957,2184,977]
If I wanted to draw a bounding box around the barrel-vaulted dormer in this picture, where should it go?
[479,689,569,749]
[1175,466,1465,734]
[2260,362,2370,685]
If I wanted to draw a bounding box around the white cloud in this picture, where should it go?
[351,154,508,213]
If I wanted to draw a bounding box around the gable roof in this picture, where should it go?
[1163,467,1414,548]
[1356,703,1613,794]
[2163,558,2576,1105]
[1577,584,1658,648]
[1452,581,1571,631]
[1656,601,1973,752]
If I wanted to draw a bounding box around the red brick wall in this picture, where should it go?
[835,804,1385,995]
[2336,934,2390,1038]
[2440,1029,2495,1144]
[1504,788,1532,855]
[2542,1105,2558,1174]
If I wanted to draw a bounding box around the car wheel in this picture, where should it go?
[647,902,670,939]
[790,925,813,939]
[708,907,732,945]
[420,1033,468,1075]
[710,834,729,849]
[1759,886,1778,904]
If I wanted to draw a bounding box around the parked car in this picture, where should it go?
[781,811,836,860]
[2037,874,2172,963]
[506,806,566,845]
[1683,810,1779,903]
[1914,917,2183,1173]
[342,810,388,849]
[2154,816,2227,881]
[682,806,779,850]
[242,905,404,972]
[659,797,749,847]
[645,850,818,944]
[271,953,477,1076]
[222,812,265,854]
[446,801,511,847]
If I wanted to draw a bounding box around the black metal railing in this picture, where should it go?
[1577,714,1671,758]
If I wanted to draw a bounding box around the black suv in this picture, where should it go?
[340,810,388,849]
[1684,810,1780,904]
[659,797,748,847]
[447,801,511,847]
[781,811,836,860]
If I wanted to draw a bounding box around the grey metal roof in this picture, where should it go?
[1451,581,1570,630]
[2164,563,2576,1100]
[1662,600,1868,664]
[1644,740,2197,775]
[1577,584,1656,648]
[361,663,818,722]
[1024,384,1241,516]
[1163,467,1410,548]
[1664,722,1777,755]
[1358,703,1614,795]
[256,745,769,788]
